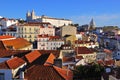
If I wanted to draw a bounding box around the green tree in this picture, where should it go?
[73,63,104,80]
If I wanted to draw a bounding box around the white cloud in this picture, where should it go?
[70,14,120,27]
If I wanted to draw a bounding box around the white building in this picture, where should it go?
[0,18,18,29]
[26,10,72,27]
[37,35,64,50]
[39,27,55,36]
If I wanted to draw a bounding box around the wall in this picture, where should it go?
[0,69,12,80]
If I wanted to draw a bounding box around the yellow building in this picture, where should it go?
[74,40,99,48]
[65,35,77,45]
[17,22,53,42]
[75,47,96,63]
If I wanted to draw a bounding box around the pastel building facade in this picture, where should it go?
[61,25,77,37]
[17,22,55,42]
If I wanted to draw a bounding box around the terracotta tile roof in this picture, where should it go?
[25,65,73,80]
[75,40,91,44]
[19,22,51,26]
[38,35,61,40]
[97,59,115,66]
[2,38,31,49]
[0,41,6,50]
[0,35,14,40]
[104,49,112,54]
[53,66,73,80]
[75,47,94,54]
[38,34,49,38]
[63,57,75,63]
[104,59,115,66]
[75,56,84,59]
[38,50,60,58]
[44,53,56,66]
[0,50,31,58]
[6,57,25,69]
[0,62,9,69]
[25,50,41,63]
[49,36,60,40]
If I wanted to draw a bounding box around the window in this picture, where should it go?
[0,73,4,80]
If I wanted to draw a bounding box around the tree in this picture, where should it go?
[73,63,104,80]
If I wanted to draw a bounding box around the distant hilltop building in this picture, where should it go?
[26,10,72,27]
[88,18,96,31]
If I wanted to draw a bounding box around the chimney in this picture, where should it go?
[54,58,62,68]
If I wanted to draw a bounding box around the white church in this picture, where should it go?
[26,10,72,27]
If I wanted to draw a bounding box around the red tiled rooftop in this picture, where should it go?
[49,36,60,40]
[104,49,112,54]
[38,50,60,58]
[63,57,75,63]
[75,40,91,44]
[97,59,115,66]
[53,66,73,80]
[3,38,31,49]
[19,22,51,26]
[104,59,115,66]
[44,53,56,66]
[6,57,25,69]
[76,56,84,59]
[25,50,41,63]
[75,47,94,54]
[0,35,14,40]
[25,65,65,80]
[25,65,73,80]
[38,34,49,38]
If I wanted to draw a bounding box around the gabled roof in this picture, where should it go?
[53,66,73,80]
[25,50,41,63]
[44,53,56,66]
[2,38,31,49]
[6,57,25,69]
[24,65,73,80]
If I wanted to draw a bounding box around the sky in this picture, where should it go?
[0,0,120,27]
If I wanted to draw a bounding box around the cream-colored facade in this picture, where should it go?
[77,52,96,63]
[17,23,55,42]
[17,25,39,42]
[74,40,99,48]
[61,25,77,37]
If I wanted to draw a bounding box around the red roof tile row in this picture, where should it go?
[6,57,25,69]
[75,47,94,54]
[2,38,31,49]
